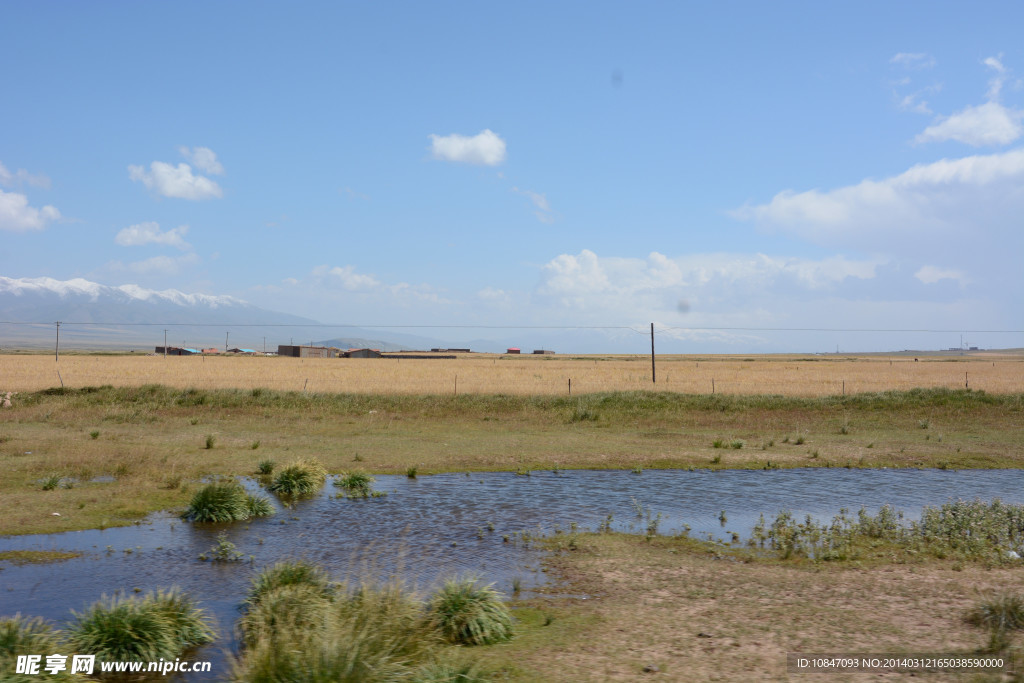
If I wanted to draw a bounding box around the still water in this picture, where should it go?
[3,468,1023,679]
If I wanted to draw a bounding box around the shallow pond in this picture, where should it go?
[3,468,1024,680]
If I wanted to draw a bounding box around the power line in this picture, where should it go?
[0,321,1021,334]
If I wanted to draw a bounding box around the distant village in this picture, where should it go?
[153,345,557,358]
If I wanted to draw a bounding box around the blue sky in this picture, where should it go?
[2,1,1022,352]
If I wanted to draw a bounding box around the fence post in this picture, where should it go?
[568,378,572,396]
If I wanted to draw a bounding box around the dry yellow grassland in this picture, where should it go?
[1,352,1022,395]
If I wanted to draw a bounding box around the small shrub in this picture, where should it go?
[712,439,725,449]
[89,430,100,440]
[730,439,744,450]
[204,434,216,449]
[429,576,513,646]
[256,459,276,475]
[710,454,722,465]
[794,435,806,445]
[406,466,418,479]
[207,532,244,562]
[41,475,62,491]
[268,459,327,497]
[250,440,261,450]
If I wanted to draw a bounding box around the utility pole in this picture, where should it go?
[225,331,229,354]
[55,321,61,362]
[164,330,168,358]
[263,336,266,354]
[650,323,656,384]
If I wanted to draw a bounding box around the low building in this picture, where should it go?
[506,347,521,354]
[532,349,556,355]
[345,348,382,359]
[277,345,336,358]
[154,346,198,356]
[228,348,258,354]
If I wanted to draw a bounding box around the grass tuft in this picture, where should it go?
[256,459,276,475]
[267,459,327,497]
[1,616,83,682]
[335,470,381,498]
[246,560,335,608]
[966,593,1024,652]
[67,590,213,662]
[182,481,250,522]
[429,576,514,646]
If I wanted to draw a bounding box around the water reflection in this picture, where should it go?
[2,468,1023,680]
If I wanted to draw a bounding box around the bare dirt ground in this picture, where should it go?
[497,534,1021,681]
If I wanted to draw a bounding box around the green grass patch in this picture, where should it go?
[0,550,82,565]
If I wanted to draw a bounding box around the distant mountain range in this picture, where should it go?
[0,276,471,352]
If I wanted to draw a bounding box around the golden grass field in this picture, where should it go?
[2,351,1023,395]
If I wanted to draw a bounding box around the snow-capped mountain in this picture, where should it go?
[0,276,477,351]
[0,276,324,349]
[0,276,311,325]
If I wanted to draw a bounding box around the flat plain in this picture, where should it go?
[3,351,1024,681]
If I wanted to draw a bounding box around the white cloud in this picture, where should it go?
[539,250,882,306]
[115,222,191,250]
[109,253,201,276]
[313,265,381,291]
[512,187,554,223]
[0,161,51,189]
[429,129,506,166]
[915,101,1024,146]
[915,265,970,287]
[0,188,61,231]
[732,148,1024,247]
[178,146,224,175]
[340,187,370,201]
[890,53,935,70]
[914,56,1022,146]
[128,161,223,200]
[984,55,1007,100]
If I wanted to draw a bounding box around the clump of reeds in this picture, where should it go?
[246,560,335,608]
[256,459,275,475]
[267,459,327,497]
[966,592,1024,652]
[428,576,513,646]
[1,616,81,682]
[747,499,1024,564]
[67,590,214,662]
[335,470,384,498]
[40,474,62,491]
[233,562,498,681]
[182,481,274,522]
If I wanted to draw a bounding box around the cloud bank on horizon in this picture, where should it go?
[1,3,1021,353]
